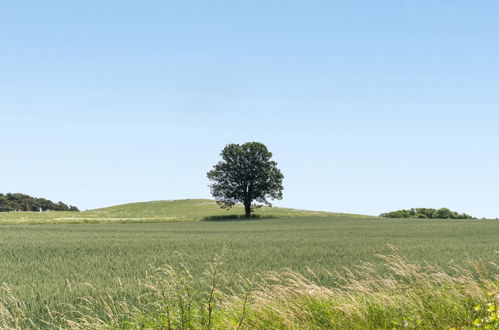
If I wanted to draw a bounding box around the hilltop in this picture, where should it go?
[0,199,373,224]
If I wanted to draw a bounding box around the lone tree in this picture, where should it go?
[207,142,284,218]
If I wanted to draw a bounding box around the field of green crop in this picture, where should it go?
[0,205,497,326]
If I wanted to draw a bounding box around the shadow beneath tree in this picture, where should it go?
[201,214,279,222]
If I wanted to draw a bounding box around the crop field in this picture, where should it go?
[0,204,497,327]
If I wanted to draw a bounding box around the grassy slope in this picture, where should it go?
[0,199,374,224]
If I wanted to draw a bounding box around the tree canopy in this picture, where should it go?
[380,208,475,219]
[207,142,284,217]
[0,193,79,212]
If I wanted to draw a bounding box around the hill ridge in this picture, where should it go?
[0,199,375,225]
[88,199,370,218]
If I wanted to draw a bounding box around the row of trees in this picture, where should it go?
[380,208,475,219]
[0,193,79,212]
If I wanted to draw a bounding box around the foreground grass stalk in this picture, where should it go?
[235,288,251,330]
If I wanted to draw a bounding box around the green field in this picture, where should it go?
[0,199,371,224]
[0,201,497,327]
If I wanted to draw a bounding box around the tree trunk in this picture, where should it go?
[244,203,251,218]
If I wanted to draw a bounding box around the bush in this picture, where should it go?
[381,208,476,219]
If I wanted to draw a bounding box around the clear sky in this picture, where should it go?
[1,1,498,217]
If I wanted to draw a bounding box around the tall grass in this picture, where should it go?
[236,253,498,329]
[0,283,35,329]
[0,217,497,326]
[2,250,497,329]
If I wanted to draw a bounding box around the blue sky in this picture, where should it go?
[1,1,498,217]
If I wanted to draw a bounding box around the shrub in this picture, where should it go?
[381,207,476,219]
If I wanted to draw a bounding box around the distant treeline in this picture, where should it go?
[0,193,79,212]
[380,208,475,219]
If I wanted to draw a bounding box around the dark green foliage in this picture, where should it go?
[207,142,284,217]
[0,193,79,212]
[380,208,475,219]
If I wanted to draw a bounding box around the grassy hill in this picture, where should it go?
[0,199,374,224]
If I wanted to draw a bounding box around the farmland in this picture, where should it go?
[0,201,497,327]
